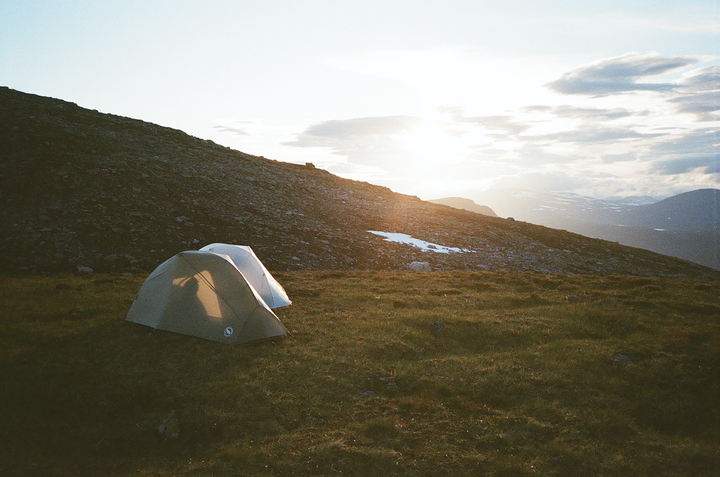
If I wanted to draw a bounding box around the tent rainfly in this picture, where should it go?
[126,250,289,344]
[199,243,291,309]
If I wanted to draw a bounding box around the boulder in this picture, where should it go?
[409,261,431,271]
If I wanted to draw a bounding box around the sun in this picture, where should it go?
[396,116,474,169]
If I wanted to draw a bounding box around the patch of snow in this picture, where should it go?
[368,231,473,254]
[510,190,537,198]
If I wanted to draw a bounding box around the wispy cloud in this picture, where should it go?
[443,108,531,136]
[669,66,720,121]
[670,91,720,121]
[288,116,421,143]
[601,152,637,164]
[547,52,698,96]
[648,128,719,175]
[652,155,720,175]
[538,127,664,144]
[649,128,719,155]
[284,116,424,169]
[678,66,720,92]
[549,106,636,120]
[213,120,258,136]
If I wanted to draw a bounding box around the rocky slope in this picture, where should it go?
[1,87,718,279]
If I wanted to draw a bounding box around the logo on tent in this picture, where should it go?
[224,326,234,337]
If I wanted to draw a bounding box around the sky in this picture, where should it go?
[2,0,718,204]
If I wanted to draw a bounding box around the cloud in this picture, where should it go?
[213,120,258,136]
[670,67,720,120]
[601,152,637,164]
[550,106,636,120]
[538,127,663,144]
[648,128,719,175]
[670,91,720,121]
[488,171,586,193]
[649,128,718,155]
[547,52,698,96]
[462,115,530,136]
[214,125,251,136]
[284,115,424,169]
[678,66,720,93]
[651,155,720,175]
[438,106,530,136]
[510,143,579,165]
[279,54,719,199]
[286,116,421,146]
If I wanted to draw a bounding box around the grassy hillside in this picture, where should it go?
[1,271,719,476]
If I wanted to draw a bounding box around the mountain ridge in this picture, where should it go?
[472,188,720,269]
[428,197,498,217]
[621,188,719,231]
[1,86,717,279]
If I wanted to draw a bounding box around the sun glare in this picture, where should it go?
[399,121,461,162]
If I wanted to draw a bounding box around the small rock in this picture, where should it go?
[611,353,633,363]
[654,352,676,361]
[565,292,587,302]
[157,410,179,439]
[76,265,93,274]
[409,261,431,271]
[360,390,375,398]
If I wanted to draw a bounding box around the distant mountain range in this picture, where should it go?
[470,189,720,270]
[1,86,717,278]
[428,197,497,217]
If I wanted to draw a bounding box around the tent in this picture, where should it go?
[126,250,288,344]
[199,243,291,309]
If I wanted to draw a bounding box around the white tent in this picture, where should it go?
[126,251,288,344]
[199,243,291,309]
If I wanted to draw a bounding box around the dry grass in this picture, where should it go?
[0,270,718,476]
